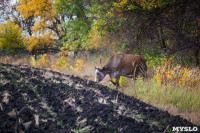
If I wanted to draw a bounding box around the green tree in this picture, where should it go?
[90,0,200,65]
[55,0,92,51]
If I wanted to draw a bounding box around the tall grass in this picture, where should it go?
[126,79,200,112]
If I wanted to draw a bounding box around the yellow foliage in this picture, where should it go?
[87,28,99,49]
[119,76,126,86]
[30,56,36,67]
[0,20,23,50]
[58,50,68,57]
[114,0,127,7]
[17,0,60,38]
[24,31,56,52]
[4,56,11,63]
[51,54,72,70]
[74,59,84,72]
[38,54,50,68]
[136,0,167,10]
[17,0,57,19]
[153,58,200,89]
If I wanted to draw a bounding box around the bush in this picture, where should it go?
[0,20,24,52]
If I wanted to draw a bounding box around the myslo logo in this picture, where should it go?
[172,126,198,132]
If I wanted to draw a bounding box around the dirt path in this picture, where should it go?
[0,63,199,133]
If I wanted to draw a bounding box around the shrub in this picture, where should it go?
[74,59,84,72]
[0,20,24,52]
[153,58,200,89]
[38,54,50,68]
[51,51,72,70]
[119,76,127,86]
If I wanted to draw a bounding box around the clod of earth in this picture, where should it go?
[0,63,199,133]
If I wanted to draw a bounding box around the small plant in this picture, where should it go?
[35,90,41,100]
[119,76,126,86]
[72,128,85,133]
[41,112,48,118]
[38,54,50,68]
[51,51,72,70]
[74,59,84,72]
[57,120,65,128]
[108,87,113,92]
[4,56,11,63]
[135,113,145,119]
[27,84,31,89]
[40,87,43,92]
[30,56,37,67]
[14,82,19,87]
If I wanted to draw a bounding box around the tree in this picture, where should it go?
[0,20,23,51]
[54,0,92,51]
[17,0,64,53]
[91,0,200,65]
[23,31,57,53]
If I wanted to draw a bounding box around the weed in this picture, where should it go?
[35,90,41,100]
[57,120,65,128]
[51,54,72,70]
[27,84,31,89]
[119,76,126,86]
[47,106,53,112]
[38,54,50,68]
[41,112,48,118]
[14,82,19,87]
[72,128,85,133]
[74,59,84,72]
[30,56,37,67]
[108,87,113,92]
[41,88,43,93]
[5,56,11,63]
[135,113,145,119]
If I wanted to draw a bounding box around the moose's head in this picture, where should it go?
[94,67,106,83]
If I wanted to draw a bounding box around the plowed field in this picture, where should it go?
[0,63,199,133]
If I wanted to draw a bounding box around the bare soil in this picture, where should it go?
[0,63,199,133]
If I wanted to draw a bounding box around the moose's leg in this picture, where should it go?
[110,78,119,86]
[115,77,120,89]
[110,79,116,85]
[132,65,139,84]
[110,73,120,89]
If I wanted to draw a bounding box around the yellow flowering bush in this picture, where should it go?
[51,51,72,70]
[74,59,84,72]
[38,54,50,68]
[153,58,200,89]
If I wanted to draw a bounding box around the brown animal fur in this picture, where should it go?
[95,54,147,88]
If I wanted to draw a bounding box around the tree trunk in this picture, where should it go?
[160,24,166,52]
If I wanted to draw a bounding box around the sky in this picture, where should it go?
[0,0,18,23]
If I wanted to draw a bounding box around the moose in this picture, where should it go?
[95,54,147,88]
